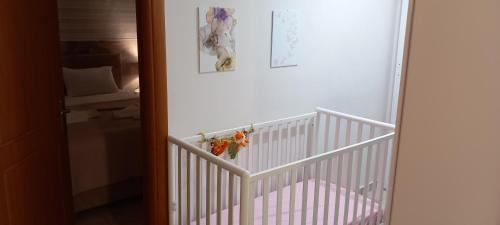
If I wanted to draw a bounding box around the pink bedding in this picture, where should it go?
[191,180,382,225]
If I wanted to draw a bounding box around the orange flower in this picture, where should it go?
[211,139,230,156]
[207,128,254,158]
[221,140,231,148]
[234,131,245,140]
[211,145,224,156]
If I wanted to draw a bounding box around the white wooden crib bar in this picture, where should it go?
[168,108,395,225]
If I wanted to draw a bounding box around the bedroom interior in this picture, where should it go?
[57,0,145,224]
[166,0,408,224]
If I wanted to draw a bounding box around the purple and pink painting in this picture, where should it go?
[198,7,237,73]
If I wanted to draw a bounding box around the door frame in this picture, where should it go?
[386,0,410,124]
[385,0,416,224]
[135,0,169,225]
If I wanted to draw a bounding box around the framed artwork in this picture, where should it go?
[271,10,301,68]
[198,6,237,73]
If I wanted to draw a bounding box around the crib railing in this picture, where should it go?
[314,107,394,154]
[183,112,317,174]
[168,135,251,225]
[174,112,316,224]
[168,108,395,225]
[248,133,394,225]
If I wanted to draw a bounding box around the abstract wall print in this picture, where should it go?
[198,7,237,73]
[271,10,300,68]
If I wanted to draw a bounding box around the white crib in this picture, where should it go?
[168,108,395,225]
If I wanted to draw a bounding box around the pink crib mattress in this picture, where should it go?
[191,179,382,225]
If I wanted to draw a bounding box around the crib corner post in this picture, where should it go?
[240,173,251,225]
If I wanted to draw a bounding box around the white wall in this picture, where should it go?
[390,1,500,225]
[166,0,402,137]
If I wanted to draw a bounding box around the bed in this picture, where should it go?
[65,90,139,111]
[62,53,142,212]
[169,108,395,225]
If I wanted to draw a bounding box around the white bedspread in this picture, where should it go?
[65,90,139,108]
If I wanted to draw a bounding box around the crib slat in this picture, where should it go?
[278,124,283,167]
[276,173,284,225]
[303,118,310,159]
[343,151,354,225]
[357,122,364,142]
[369,125,376,140]
[240,176,248,225]
[217,167,222,225]
[369,142,381,225]
[257,129,264,196]
[334,117,341,149]
[345,120,352,146]
[186,152,191,224]
[206,161,211,225]
[334,154,344,225]
[259,129,264,173]
[268,126,274,169]
[318,114,336,186]
[362,125,376,225]
[353,149,363,222]
[342,120,353,225]
[248,181,256,224]
[262,177,270,225]
[235,146,240,169]
[312,161,322,225]
[323,115,331,153]
[247,133,254,173]
[352,151,362,223]
[274,125,279,168]
[301,165,310,225]
[313,112,321,156]
[289,169,298,225]
[235,175,240,212]
[377,140,390,224]
[287,123,292,164]
[168,143,175,225]
[360,144,374,225]
[294,120,300,161]
[211,162,216,211]
[177,146,182,225]
[323,157,334,225]
[228,173,234,225]
[196,156,201,225]
[352,123,364,223]
[222,168,227,210]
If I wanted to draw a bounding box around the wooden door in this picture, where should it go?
[0,0,73,225]
[136,0,169,224]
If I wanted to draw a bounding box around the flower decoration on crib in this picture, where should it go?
[199,125,254,159]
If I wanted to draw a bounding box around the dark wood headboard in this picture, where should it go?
[62,53,122,88]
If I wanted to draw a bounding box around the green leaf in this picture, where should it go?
[227,142,239,159]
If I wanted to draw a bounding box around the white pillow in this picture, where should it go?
[63,66,119,97]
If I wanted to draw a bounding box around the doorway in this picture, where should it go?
[0,0,168,224]
[57,0,145,224]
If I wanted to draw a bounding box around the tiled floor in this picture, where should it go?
[75,198,145,225]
